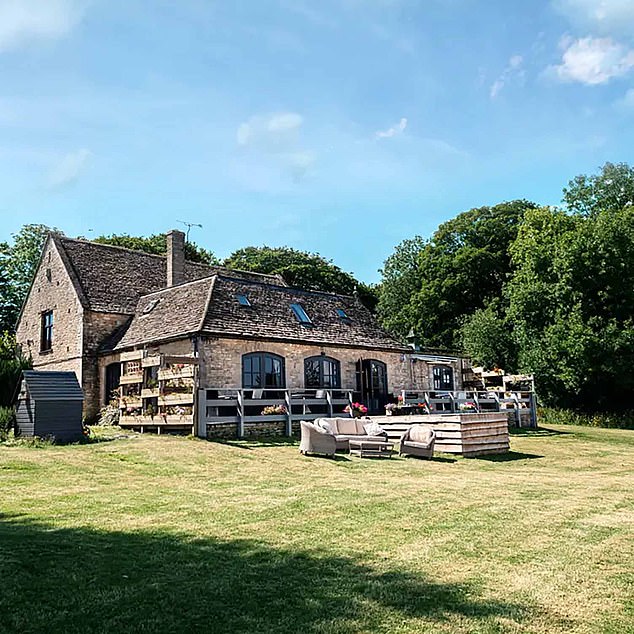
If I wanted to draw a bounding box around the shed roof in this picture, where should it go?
[22,371,84,401]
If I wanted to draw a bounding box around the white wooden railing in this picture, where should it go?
[398,390,537,427]
[197,388,355,437]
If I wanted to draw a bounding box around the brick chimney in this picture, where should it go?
[166,229,185,287]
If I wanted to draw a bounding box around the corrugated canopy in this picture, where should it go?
[22,371,84,401]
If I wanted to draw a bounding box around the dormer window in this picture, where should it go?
[236,294,251,306]
[336,308,350,320]
[291,303,312,324]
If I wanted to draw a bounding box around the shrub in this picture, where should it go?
[0,332,31,408]
[0,406,16,440]
[97,404,120,426]
[538,407,634,430]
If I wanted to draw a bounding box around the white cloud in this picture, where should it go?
[550,36,634,84]
[235,112,314,185]
[375,117,407,139]
[236,112,303,148]
[615,87,634,110]
[0,0,84,52]
[47,148,91,188]
[490,54,524,98]
[553,0,634,34]
[268,112,303,133]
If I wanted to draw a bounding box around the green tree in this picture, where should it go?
[223,246,378,310]
[379,200,537,349]
[507,206,634,411]
[94,233,219,265]
[376,236,426,339]
[563,161,634,216]
[0,331,31,407]
[459,299,516,371]
[0,225,57,333]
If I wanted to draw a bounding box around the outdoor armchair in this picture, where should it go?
[399,425,435,459]
[299,421,337,457]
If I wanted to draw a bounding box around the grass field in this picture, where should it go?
[1,425,633,634]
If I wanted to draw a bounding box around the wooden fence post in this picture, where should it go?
[237,390,244,438]
[285,390,292,437]
[197,389,207,438]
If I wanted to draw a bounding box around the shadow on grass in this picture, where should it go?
[509,426,572,437]
[212,436,299,450]
[400,454,459,464]
[474,451,543,462]
[0,514,534,633]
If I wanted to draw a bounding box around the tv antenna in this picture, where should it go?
[177,220,203,243]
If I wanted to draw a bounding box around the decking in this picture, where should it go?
[372,412,510,457]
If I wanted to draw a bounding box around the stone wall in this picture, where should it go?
[16,237,84,383]
[82,311,130,419]
[197,336,462,394]
[206,420,301,440]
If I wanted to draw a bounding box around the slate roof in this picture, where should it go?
[111,274,408,352]
[53,236,286,314]
[114,277,214,349]
[22,371,84,401]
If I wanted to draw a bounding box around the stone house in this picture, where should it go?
[16,230,464,436]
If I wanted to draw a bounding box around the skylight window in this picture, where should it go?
[291,303,312,324]
[236,294,251,306]
[336,308,350,320]
[142,299,160,314]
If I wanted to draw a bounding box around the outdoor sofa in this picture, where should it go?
[314,417,387,451]
[399,424,435,459]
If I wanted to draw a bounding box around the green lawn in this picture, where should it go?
[0,425,633,634]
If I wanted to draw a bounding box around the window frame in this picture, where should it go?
[304,355,341,389]
[235,294,251,306]
[290,303,312,324]
[432,365,454,391]
[40,310,53,352]
[242,352,286,389]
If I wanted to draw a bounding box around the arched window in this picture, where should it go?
[242,352,285,389]
[304,356,341,389]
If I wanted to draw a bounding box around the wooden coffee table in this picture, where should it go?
[349,439,394,458]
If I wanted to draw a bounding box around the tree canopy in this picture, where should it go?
[378,200,538,349]
[223,246,379,311]
[94,233,218,265]
[563,161,634,216]
[0,224,57,333]
[507,205,634,411]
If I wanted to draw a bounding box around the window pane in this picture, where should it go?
[243,353,284,389]
[305,359,320,387]
[291,303,311,323]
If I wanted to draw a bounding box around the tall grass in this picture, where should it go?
[538,407,634,429]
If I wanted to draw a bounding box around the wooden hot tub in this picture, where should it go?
[370,412,510,457]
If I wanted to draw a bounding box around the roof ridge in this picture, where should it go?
[59,237,285,282]
[214,274,356,300]
[199,275,217,332]
[137,275,216,300]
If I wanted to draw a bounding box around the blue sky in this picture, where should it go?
[1,0,634,282]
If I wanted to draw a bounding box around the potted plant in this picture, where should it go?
[344,402,368,418]
[261,404,288,415]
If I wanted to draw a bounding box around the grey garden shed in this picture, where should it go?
[16,371,84,441]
